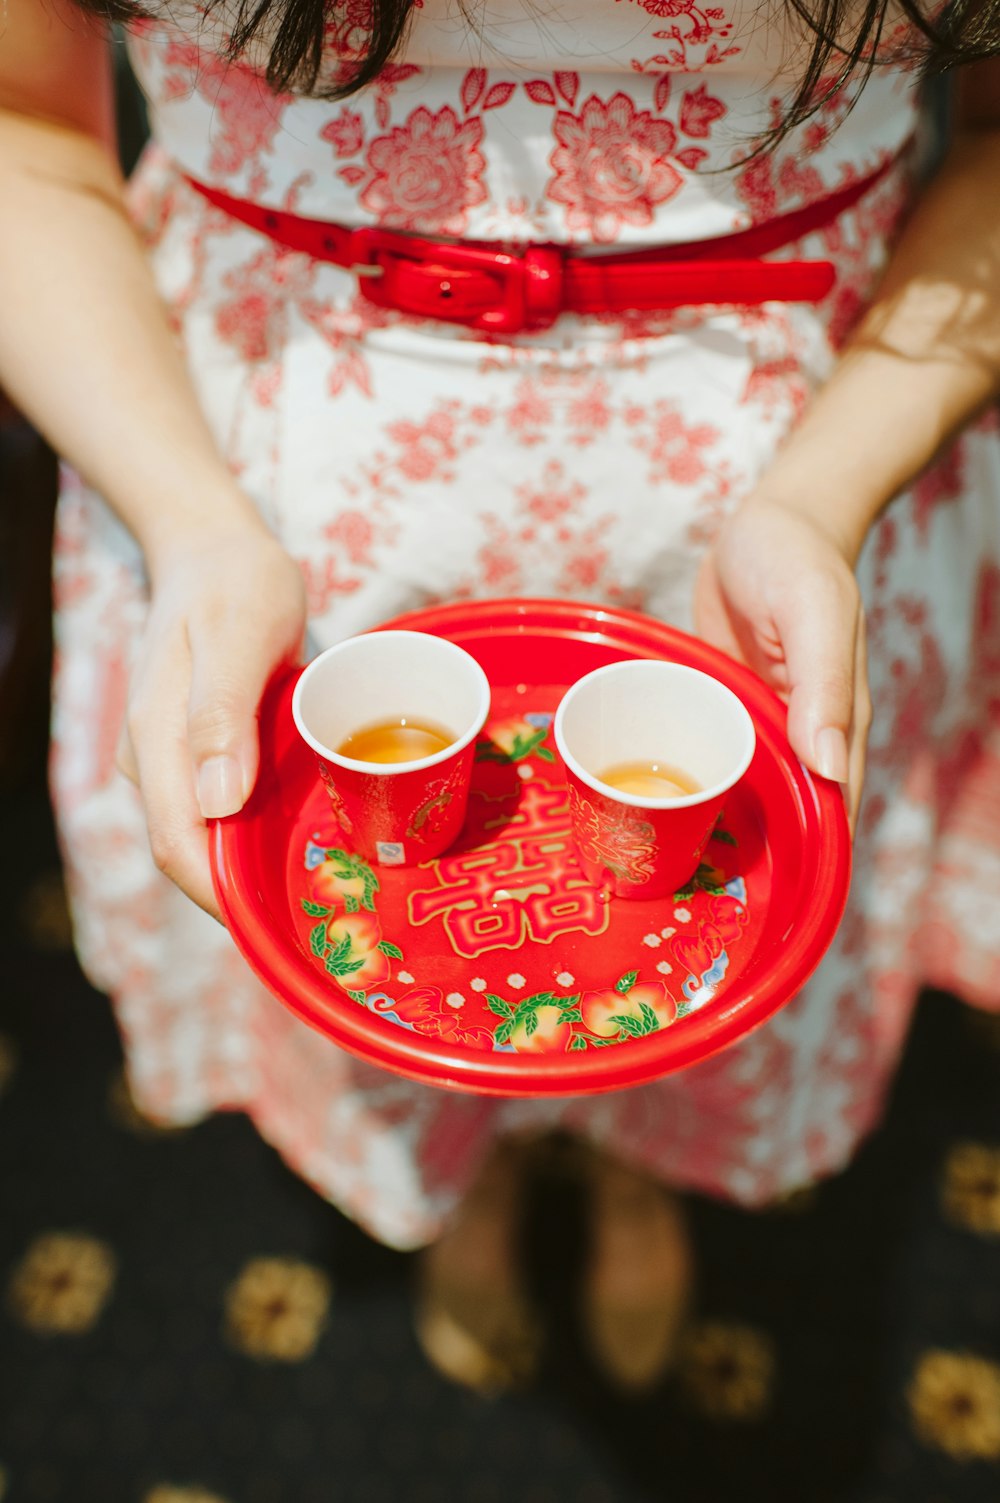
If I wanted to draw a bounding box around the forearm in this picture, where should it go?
[0,107,266,575]
[756,126,1000,563]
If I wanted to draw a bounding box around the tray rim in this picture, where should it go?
[212,598,852,1096]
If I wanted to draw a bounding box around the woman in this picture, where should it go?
[1,0,999,1393]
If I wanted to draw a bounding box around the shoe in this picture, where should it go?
[580,1148,694,1393]
[414,1138,543,1395]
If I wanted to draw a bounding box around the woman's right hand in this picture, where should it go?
[117,522,307,920]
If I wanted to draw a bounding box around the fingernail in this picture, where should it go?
[815,726,850,784]
[197,754,244,819]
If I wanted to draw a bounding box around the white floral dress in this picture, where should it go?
[50,0,1000,1246]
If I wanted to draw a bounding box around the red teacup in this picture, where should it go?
[554,660,756,900]
[292,630,491,866]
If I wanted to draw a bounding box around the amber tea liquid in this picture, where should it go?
[596,761,701,800]
[336,716,456,764]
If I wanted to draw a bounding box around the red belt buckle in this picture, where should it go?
[350,229,564,334]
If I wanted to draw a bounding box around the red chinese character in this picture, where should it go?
[408,780,608,958]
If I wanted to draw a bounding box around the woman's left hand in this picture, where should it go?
[693,493,870,831]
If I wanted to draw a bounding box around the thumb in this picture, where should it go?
[187,616,292,820]
[776,575,858,784]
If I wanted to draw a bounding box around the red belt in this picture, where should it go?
[186,160,892,335]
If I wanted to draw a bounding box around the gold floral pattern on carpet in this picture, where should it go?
[223,1257,331,1361]
[907,1349,1000,1461]
[107,1068,188,1137]
[0,1035,15,1098]
[144,1488,231,1503]
[677,1320,774,1421]
[941,1141,1000,1236]
[6,1232,116,1335]
[18,871,74,951]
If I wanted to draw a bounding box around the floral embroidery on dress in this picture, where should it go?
[359,105,488,234]
[547,93,684,241]
[621,0,742,74]
[160,42,292,177]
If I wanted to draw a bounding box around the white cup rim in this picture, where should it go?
[553,659,756,809]
[291,630,492,777]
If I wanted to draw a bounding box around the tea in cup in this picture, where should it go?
[292,630,491,866]
[554,659,756,900]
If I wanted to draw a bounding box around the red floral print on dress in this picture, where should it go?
[911,448,966,541]
[160,42,291,176]
[504,378,554,447]
[299,557,366,616]
[516,461,587,524]
[460,68,519,115]
[298,290,394,400]
[548,93,683,242]
[557,518,616,595]
[360,106,488,235]
[321,109,366,159]
[633,401,722,486]
[566,378,613,446]
[621,0,728,41]
[323,0,374,63]
[733,150,827,225]
[679,83,728,137]
[623,0,741,73]
[323,509,378,567]
[214,246,316,363]
[384,409,461,483]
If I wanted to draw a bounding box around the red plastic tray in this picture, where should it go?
[211,599,851,1096]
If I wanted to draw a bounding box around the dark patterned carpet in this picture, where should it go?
[1,757,1000,1503]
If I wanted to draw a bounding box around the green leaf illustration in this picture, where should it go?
[711,827,738,847]
[345,895,360,914]
[616,971,638,995]
[477,726,551,764]
[378,940,404,960]
[609,1013,646,1037]
[557,1008,583,1026]
[510,732,541,760]
[511,992,555,1021]
[638,1002,661,1034]
[327,934,353,967]
[324,847,380,898]
[673,883,696,902]
[324,849,355,874]
[494,1020,515,1046]
[309,923,328,958]
[326,953,366,977]
[525,1011,538,1038]
[537,745,556,763]
[301,900,330,918]
[347,989,366,1005]
[486,995,514,1020]
[569,1035,588,1050]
